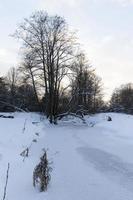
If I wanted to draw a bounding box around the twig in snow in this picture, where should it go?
[22,119,27,133]
[2,163,10,200]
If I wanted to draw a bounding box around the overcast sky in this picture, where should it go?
[0,0,133,98]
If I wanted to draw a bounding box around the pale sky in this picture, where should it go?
[0,0,133,99]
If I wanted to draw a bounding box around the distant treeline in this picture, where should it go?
[110,83,133,114]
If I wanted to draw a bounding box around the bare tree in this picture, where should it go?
[69,52,103,113]
[6,67,18,105]
[14,11,76,123]
[19,53,40,107]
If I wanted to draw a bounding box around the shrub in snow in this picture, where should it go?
[33,150,52,192]
[20,147,29,162]
[20,148,29,157]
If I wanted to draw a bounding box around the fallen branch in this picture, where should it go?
[56,112,86,124]
[0,101,27,112]
[0,115,14,119]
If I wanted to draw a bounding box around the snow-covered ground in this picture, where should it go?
[1,112,133,200]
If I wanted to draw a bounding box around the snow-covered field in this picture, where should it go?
[1,112,133,200]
